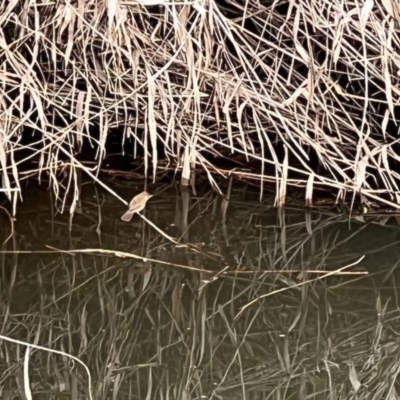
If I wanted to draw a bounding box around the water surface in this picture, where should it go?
[1,180,400,400]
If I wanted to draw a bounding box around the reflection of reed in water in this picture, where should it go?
[2,181,399,400]
[121,191,153,222]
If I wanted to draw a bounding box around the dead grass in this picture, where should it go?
[1,0,400,211]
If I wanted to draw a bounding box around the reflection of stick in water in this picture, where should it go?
[236,255,366,319]
[121,191,153,222]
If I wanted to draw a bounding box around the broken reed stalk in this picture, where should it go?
[1,1,400,212]
[0,249,368,280]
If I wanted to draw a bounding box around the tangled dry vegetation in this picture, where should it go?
[1,0,400,210]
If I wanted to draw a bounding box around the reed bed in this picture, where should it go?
[1,182,400,399]
[1,0,400,211]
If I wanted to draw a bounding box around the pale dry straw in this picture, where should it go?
[0,0,399,211]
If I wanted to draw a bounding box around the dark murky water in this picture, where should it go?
[1,179,400,399]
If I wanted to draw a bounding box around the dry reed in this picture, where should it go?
[1,0,400,212]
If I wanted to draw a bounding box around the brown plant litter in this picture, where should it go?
[0,0,400,212]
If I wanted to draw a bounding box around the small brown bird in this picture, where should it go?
[121,191,153,222]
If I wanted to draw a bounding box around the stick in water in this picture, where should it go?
[235,255,365,319]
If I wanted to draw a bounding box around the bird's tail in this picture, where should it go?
[121,210,134,222]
